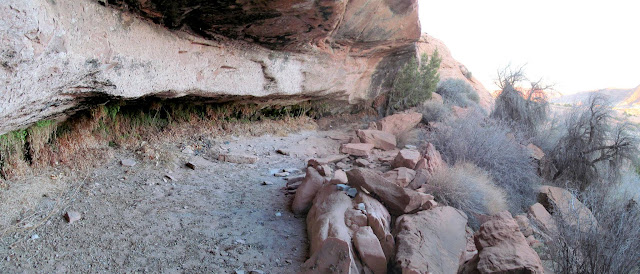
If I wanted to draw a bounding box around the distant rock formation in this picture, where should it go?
[619,84,640,107]
[551,88,635,105]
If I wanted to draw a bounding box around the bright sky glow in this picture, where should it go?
[418,0,640,94]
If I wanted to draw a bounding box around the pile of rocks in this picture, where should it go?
[286,111,547,273]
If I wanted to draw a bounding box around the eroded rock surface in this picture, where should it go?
[291,167,325,214]
[1,0,420,134]
[394,206,468,274]
[346,168,423,215]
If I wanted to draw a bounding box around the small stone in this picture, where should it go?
[249,271,264,274]
[336,162,349,169]
[317,164,332,177]
[283,168,300,174]
[164,174,177,181]
[64,211,82,224]
[274,172,290,177]
[340,143,374,157]
[336,184,350,191]
[346,187,358,198]
[307,155,349,167]
[355,159,370,167]
[182,147,194,154]
[275,212,282,217]
[235,239,246,245]
[357,203,366,211]
[405,145,417,150]
[276,149,290,156]
[235,270,245,274]
[31,234,39,240]
[185,162,196,170]
[120,159,136,167]
[262,181,274,185]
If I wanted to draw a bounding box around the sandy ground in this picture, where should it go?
[0,129,350,273]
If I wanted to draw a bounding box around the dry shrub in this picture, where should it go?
[427,162,507,227]
[548,95,638,191]
[418,101,450,124]
[544,187,640,273]
[491,65,550,137]
[428,110,539,212]
[436,78,479,107]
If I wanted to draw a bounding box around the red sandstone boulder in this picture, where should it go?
[300,237,359,274]
[354,226,387,274]
[356,129,397,151]
[406,169,428,190]
[514,214,534,237]
[308,155,349,168]
[291,167,325,215]
[341,143,375,157]
[329,169,348,185]
[383,167,416,188]
[416,143,446,174]
[460,227,478,266]
[528,202,557,234]
[355,193,395,262]
[346,168,424,215]
[459,211,544,274]
[304,183,392,273]
[376,112,422,136]
[305,184,361,272]
[394,206,468,274]
[538,185,597,231]
[391,149,422,169]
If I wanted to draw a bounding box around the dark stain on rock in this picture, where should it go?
[384,0,415,14]
[368,44,417,115]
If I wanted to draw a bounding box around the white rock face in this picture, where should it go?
[0,0,420,134]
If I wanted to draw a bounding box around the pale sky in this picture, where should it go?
[418,0,640,94]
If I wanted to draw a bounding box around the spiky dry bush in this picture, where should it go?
[436,78,479,107]
[426,162,507,227]
[428,111,539,212]
[544,186,640,274]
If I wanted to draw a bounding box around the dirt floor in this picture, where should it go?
[0,127,355,273]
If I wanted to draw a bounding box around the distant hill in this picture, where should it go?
[551,88,635,105]
[619,85,640,106]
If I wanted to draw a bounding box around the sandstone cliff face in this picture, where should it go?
[416,34,494,111]
[0,0,420,134]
